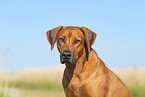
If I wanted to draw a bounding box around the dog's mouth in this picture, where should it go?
[60,56,76,65]
[61,58,71,64]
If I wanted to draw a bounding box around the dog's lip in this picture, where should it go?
[61,56,76,64]
[61,60,71,64]
[61,59,76,65]
[61,58,70,63]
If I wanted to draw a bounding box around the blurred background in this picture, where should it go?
[0,0,145,97]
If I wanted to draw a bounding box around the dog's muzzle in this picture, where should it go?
[61,50,71,64]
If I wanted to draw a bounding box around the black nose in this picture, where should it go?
[62,50,71,59]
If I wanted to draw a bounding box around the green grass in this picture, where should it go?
[14,81,63,91]
[0,93,4,97]
[1,81,63,91]
[0,81,64,97]
[128,86,145,97]
[0,92,11,97]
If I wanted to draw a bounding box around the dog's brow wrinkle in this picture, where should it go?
[65,26,80,30]
[69,31,72,44]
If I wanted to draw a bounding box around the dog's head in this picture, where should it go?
[46,26,96,65]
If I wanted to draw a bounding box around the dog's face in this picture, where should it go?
[46,26,96,65]
[57,27,85,64]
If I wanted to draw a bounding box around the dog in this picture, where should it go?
[46,26,132,97]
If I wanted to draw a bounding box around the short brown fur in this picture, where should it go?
[46,26,132,97]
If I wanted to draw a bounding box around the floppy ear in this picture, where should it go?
[46,26,63,50]
[80,27,97,52]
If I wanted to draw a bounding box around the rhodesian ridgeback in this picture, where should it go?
[46,26,132,97]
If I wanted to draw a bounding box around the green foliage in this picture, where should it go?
[1,81,63,91]
[0,93,4,97]
[129,86,145,97]
[15,81,63,91]
[0,92,11,97]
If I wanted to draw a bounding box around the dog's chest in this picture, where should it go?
[65,77,94,97]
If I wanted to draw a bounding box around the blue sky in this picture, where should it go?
[0,0,145,71]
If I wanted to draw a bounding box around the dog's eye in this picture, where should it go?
[75,40,81,44]
[59,38,64,42]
